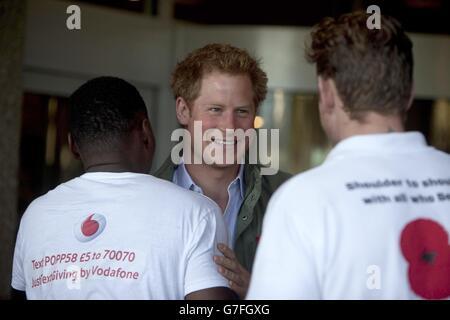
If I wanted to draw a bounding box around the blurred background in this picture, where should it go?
[0,0,449,298]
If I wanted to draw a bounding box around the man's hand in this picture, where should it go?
[214,243,251,299]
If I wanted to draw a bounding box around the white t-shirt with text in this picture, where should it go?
[247,132,450,299]
[12,172,228,299]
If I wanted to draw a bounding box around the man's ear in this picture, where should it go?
[406,83,415,112]
[67,133,81,160]
[401,84,415,123]
[140,117,155,171]
[141,118,155,152]
[318,76,336,115]
[175,97,191,126]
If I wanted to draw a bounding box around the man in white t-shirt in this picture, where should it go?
[11,76,234,300]
[247,12,450,299]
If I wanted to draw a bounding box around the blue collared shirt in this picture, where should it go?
[173,163,245,247]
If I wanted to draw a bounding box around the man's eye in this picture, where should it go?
[209,107,221,112]
[237,109,249,115]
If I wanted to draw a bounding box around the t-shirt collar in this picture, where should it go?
[325,131,428,163]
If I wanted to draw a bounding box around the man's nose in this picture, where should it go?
[219,111,236,131]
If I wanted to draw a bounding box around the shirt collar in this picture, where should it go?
[174,160,202,193]
[325,131,428,163]
[175,160,245,198]
[235,163,245,198]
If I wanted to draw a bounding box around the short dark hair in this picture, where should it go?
[306,12,413,120]
[69,76,148,153]
[171,43,268,108]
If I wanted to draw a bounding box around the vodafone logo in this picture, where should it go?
[74,213,106,242]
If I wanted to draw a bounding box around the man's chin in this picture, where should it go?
[207,161,242,169]
[203,157,243,169]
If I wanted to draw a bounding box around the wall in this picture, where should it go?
[24,0,177,168]
[24,0,450,170]
[0,0,26,299]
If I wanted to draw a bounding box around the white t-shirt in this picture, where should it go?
[12,172,228,299]
[247,132,450,299]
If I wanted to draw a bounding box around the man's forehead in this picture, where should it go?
[201,69,250,81]
[188,70,256,108]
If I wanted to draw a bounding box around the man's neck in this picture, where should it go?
[82,152,136,173]
[84,162,131,173]
[337,111,405,143]
[185,163,241,212]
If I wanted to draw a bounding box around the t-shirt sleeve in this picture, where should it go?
[11,221,26,292]
[247,185,321,299]
[184,205,229,296]
[211,202,229,254]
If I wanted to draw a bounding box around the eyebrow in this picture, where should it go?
[204,104,252,109]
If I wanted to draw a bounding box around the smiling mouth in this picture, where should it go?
[210,137,237,145]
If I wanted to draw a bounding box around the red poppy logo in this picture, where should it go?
[74,213,106,242]
[400,218,450,299]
